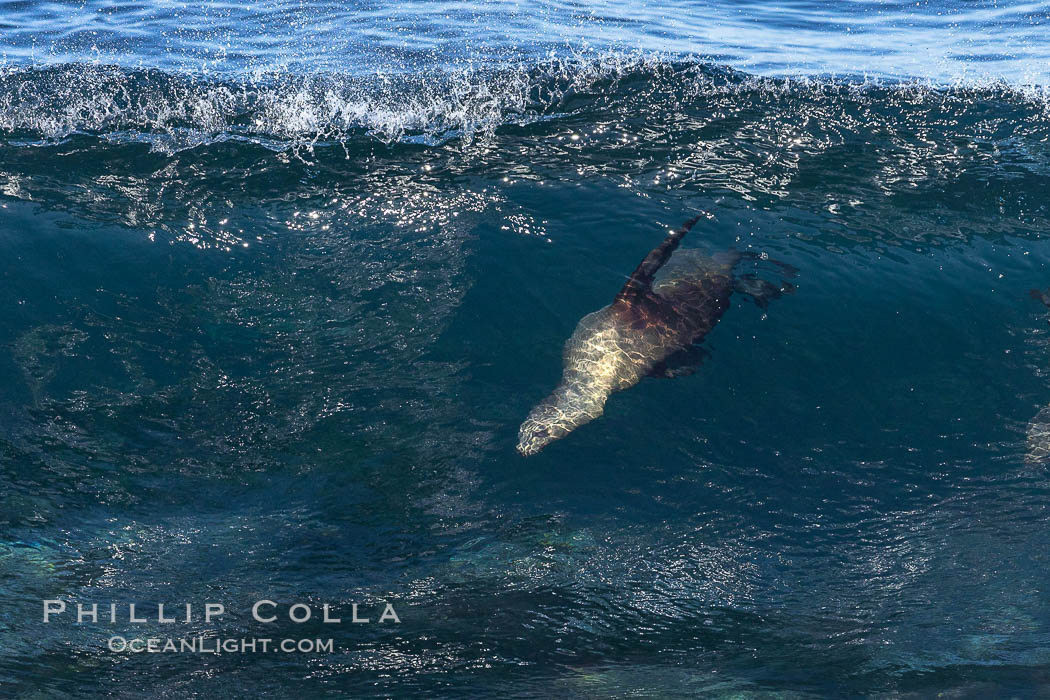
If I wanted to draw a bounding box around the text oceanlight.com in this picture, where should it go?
[108,636,335,654]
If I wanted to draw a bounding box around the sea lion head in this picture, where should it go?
[517,382,608,456]
[516,400,576,456]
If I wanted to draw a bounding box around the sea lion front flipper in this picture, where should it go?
[739,251,799,279]
[733,274,795,309]
[647,344,710,379]
[615,214,709,305]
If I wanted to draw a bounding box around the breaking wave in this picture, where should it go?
[1,56,1048,154]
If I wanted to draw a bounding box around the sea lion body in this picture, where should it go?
[517,218,791,456]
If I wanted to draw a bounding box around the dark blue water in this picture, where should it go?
[3,1,1050,697]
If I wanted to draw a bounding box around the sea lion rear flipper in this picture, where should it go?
[739,251,799,278]
[648,344,710,379]
[615,213,710,305]
[734,274,795,309]
[1031,288,1050,309]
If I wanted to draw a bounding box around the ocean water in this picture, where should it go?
[2,1,1050,697]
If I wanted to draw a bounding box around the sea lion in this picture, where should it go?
[517,215,795,456]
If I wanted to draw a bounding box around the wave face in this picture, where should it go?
[3,4,1050,698]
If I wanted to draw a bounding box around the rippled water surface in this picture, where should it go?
[2,1,1050,697]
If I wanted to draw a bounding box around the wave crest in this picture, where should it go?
[1,57,1048,154]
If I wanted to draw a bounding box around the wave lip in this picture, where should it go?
[1,58,1049,154]
[0,57,661,151]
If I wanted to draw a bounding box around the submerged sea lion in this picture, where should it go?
[517,215,795,456]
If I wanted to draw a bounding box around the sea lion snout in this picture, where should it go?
[517,425,551,456]
[517,409,561,456]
